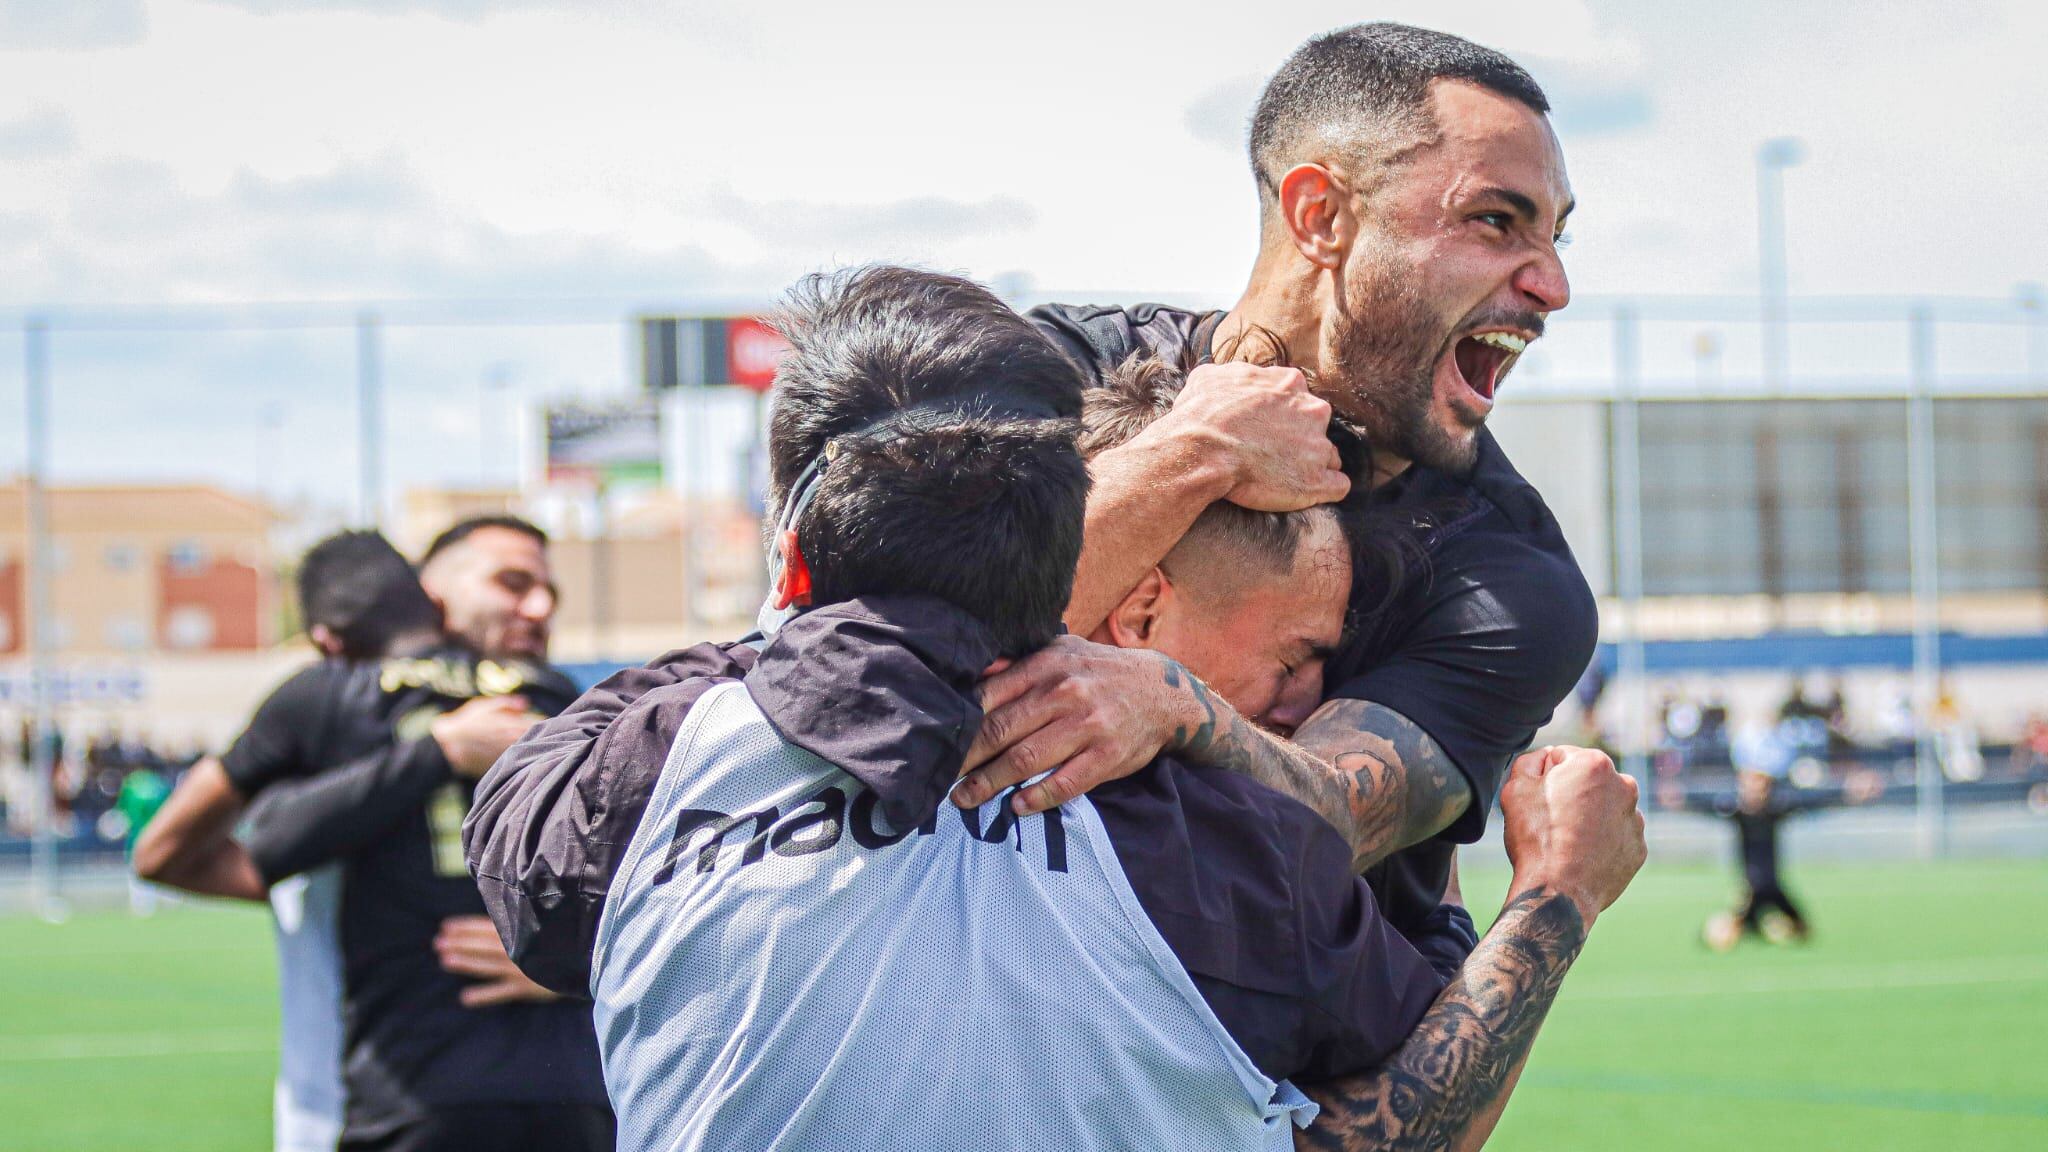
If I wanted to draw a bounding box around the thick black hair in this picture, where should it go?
[420,514,548,568]
[767,265,1090,656]
[1250,23,1550,208]
[798,412,1088,657]
[766,264,1083,509]
[297,530,441,660]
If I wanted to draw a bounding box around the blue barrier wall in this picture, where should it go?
[564,631,2048,692]
[1596,631,2048,674]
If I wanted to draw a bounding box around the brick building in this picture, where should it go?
[0,482,280,656]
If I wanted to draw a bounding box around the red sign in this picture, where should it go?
[726,317,791,392]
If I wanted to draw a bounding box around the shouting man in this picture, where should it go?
[962,24,1597,950]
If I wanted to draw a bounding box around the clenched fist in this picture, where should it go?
[1499,746,1647,926]
[1165,363,1350,511]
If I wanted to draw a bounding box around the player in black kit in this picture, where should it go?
[139,522,614,1152]
[1694,768,1879,950]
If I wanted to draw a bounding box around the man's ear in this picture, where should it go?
[307,624,343,658]
[1100,568,1171,649]
[772,528,814,610]
[1277,162,1353,271]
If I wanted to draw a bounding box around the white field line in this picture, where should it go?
[1570,954,2048,1001]
[0,1028,274,1062]
[0,940,260,960]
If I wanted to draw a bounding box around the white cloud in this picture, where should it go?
[0,107,75,155]
[0,0,146,49]
[3,0,2045,505]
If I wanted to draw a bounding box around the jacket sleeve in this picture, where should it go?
[241,736,455,884]
[462,643,757,996]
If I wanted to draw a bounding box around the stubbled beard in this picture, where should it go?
[1326,252,1480,479]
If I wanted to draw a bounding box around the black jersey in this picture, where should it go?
[1701,791,1827,890]
[221,644,607,1139]
[1030,303,1599,928]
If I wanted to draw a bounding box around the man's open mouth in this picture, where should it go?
[1450,331,1528,402]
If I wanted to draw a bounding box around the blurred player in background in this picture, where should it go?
[137,521,612,1152]
[1689,766,1882,951]
[139,529,441,1152]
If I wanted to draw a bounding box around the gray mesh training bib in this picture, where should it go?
[593,681,1315,1151]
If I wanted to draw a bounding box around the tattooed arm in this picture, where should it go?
[956,640,1468,870]
[1183,692,1473,872]
[1295,888,1582,1151]
[1299,748,1647,1151]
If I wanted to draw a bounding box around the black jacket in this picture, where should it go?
[466,595,1475,1082]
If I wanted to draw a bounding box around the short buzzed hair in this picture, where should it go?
[1249,23,1549,210]
[1081,357,1336,591]
[420,515,547,569]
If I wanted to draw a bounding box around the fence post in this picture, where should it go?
[357,311,384,528]
[23,316,65,920]
[1610,306,1650,801]
[1905,306,1946,858]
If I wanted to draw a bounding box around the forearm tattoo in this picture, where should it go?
[1160,660,1470,869]
[1295,889,1588,1152]
[1162,663,1373,852]
[1298,700,1471,869]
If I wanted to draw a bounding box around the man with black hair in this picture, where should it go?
[465,265,1645,1151]
[418,516,556,663]
[135,529,473,902]
[137,527,611,1152]
[959,19,1593,964]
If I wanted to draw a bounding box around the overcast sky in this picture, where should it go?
[2,0,2044,511]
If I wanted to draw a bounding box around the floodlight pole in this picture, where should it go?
[23,317,64,920]
[357,311,384,528]
[1610,307,1650,802]
[1905,307,1946,859]
[1757,139,1803,393]
[677,322,705,634]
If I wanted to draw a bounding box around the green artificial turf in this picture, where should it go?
[1,860,2043,1150]
[0,899,277,1152]
[1466,858,2048,1151]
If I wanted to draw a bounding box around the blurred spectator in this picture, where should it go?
[1876,686,1917,750]
[1778,676,1828,724]
[2012,712,2048,774]
[114,764,171,915]
[1700,693,1731,747]
[1932,682,1984,782]
[1819,676,1856,755]
[0,727,210,850]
